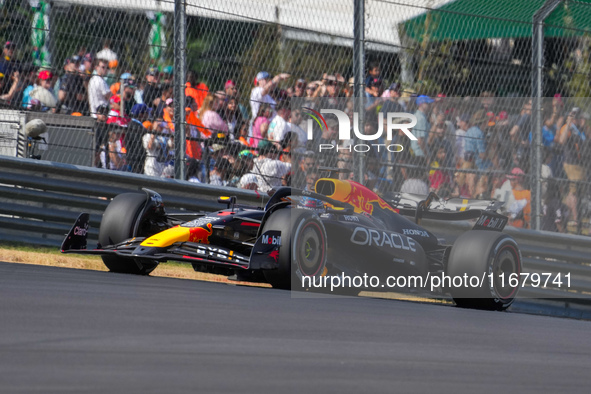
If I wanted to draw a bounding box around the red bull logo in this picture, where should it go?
[269,250,279,262]
[341,181,398,216]
[188,223,213,244]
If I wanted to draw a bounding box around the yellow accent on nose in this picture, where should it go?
[459,199,469,212]
[140,226,191,247]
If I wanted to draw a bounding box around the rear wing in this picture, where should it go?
[386,192,508,231]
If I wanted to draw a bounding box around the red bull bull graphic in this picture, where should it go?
[317,179,398,216]
[269,250,279,262]
[188,223,213,244]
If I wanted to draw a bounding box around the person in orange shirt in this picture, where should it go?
[507,167,531,228]
[185,71,208,109]
[185,96,203,160]
[163,96,205,161]
[162,98,175,130]
[236,120,251,147]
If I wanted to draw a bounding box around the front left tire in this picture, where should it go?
[98,192,159,275]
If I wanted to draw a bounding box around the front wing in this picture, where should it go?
[63,236,251,269]
[61,213,279,271]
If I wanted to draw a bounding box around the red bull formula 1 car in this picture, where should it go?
[62,175,522,310]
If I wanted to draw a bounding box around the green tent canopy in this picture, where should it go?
[402,0,591,42]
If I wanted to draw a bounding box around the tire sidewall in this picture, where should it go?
[291,213,328,283]
[99,192,158,275]
[262,208,327,289]
[99,193,147,247]
[447,231,522,310]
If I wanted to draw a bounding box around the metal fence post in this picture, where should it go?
[354,0,365,184]
[174,0,187,181]
[532,0,562,231]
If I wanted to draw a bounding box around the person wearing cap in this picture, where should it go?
[0,66,20,106]
[162,65,174,85]
[185,70,209,110]
[88,59,112,118]
[142,66,162,109]
[379,82,403,113]
[465,109,491,171]
[110,72,131,96]
[106,95,129,127]
[0,41,17,95]
[29,70,57,111]
[411,95,434,158]
[57,57,86,114]
[224,79,237,99]
[249,71,289,121]
[93,104,111,168]
[120,76,138,117]
[79,53,93,76]
[238,173,259,191]
[252,139,291,193]
[125,103,152,173]
[224,79,248,121]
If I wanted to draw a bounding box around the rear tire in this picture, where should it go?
[262,208,327,290]
[446,231,521,311]
[99,193,159,275]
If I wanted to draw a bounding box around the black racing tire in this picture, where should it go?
[446,230,521,311]
[98,192,159,275]
[262,208,328,290]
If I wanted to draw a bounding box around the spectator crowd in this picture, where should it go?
[2,42,590,234]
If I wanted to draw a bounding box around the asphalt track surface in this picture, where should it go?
[1,262,591,393]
